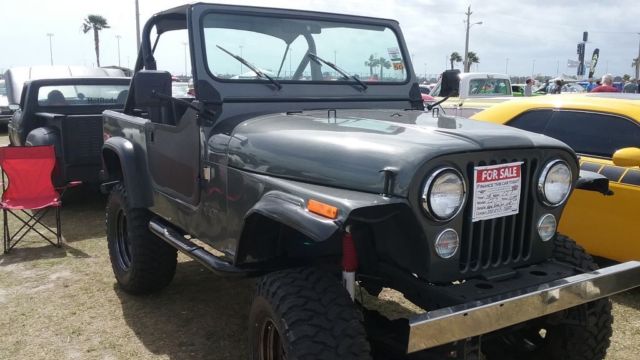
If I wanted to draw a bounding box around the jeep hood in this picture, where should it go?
[226,109,571,197]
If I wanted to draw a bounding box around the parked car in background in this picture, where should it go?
[430,71,513,117]
[171,81,194,98]
[0,79,14,125]
[419,84,435,102]
[472,93,640,261]
[3,65,125,108]
[535,81,586,94]
[8,77,130,185]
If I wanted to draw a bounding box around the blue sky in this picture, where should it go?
[1,0,638,78]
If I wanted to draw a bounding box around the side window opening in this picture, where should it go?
[544,111,640,158]
[141,27,193,126]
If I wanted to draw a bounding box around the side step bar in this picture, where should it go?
[149,219,248,276]
[407,261,640,353]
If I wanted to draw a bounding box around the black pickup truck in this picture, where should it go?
[100,3,640,359]
[8,77,130,185]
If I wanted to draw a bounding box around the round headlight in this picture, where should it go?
[434,229,460,258]
[537,214,557,241]
[538,160,572,206]
[421,168,466,221]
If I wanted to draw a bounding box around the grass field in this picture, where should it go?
[0,134,638,359]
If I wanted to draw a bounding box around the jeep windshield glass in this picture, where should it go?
[37,84,130,106]
[202,13,407,83]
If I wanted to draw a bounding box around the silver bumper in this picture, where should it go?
[407,261,640,353]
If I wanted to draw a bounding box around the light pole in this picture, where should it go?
[46,33,54,65]
[424,62,427,82]
[116,35,122,67]
[182,42,188,76]
[505,57,509,74]
[135,0,141,50]
[532,59,536,78]
[556,59,560,76]
[463,6,482,73]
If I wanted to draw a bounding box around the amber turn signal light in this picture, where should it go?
[307,199,338,219]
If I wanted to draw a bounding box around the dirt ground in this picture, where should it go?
[0,133,638,359]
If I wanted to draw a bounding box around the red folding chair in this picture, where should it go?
[0,145,77,253]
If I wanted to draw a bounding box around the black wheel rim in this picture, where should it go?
[259,318,285,360]
[115,209,132,269]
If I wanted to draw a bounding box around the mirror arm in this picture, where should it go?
[426,96,450,111]
[151,91,217,118]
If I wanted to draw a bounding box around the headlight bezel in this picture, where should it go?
[434,228,460,259]
[421,167,467,222]
[538,159,572,207]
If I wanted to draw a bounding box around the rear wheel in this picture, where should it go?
[483,234,613,360]
[106,183,177,294]
[249,268,371,360]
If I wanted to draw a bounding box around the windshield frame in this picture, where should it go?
[197,9,411,87]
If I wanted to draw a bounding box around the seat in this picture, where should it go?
[46,90,67,106]
[0,146,78,253]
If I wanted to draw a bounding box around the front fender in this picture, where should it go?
[102,137,153,208]
[247,191,340,242]
[234,173,407,264]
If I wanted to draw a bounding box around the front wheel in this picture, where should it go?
[249,268,371,360]
[106,183,177,294]
[483,234,613,360]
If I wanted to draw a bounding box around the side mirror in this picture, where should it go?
[612,147,640,167]
[439,69,460,97]
[133,70,172,107]
[576,170,612,196]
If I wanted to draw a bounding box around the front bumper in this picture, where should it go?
[407,261,640,353]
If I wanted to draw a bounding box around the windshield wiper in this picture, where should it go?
[307,53,367,91]
[216,45,282,90]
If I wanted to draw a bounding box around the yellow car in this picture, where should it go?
[472,93,640,261]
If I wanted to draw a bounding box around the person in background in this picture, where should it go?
[550,79,562,94]
[591,74,619,92]
[524,78,533,96]
[637,79,640,94]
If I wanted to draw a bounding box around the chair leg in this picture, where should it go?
[3,209,8,254]
[56,207,61,248]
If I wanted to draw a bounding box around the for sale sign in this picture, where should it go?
[472,162,523,222]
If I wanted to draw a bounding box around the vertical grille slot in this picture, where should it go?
[459,157,538,273]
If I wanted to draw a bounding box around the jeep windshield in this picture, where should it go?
[202,13,408,84]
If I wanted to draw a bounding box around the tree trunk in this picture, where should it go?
[450,60,454,70]
[94,28,100,67]
[369,66,373,77]
[379,66,383,80]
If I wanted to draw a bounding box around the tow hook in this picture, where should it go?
[342,226,358,301]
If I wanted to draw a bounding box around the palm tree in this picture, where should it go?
[364,55,379,77]
[449,52,462,70]
[378,57,391,80]
[82,15,110,67]
[467,52,480,70]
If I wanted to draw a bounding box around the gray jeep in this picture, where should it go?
[101,3,640,359]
